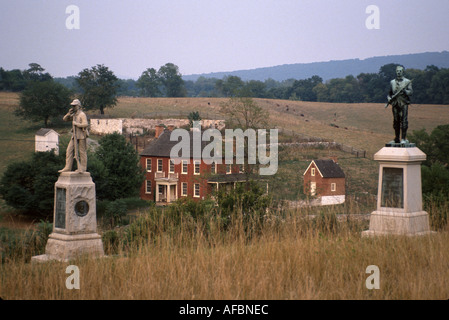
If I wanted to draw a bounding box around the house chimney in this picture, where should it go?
[155,124,165,138]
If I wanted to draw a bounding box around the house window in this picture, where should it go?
[194,161,200,175]
[145,180,152,194]
[146,159,152,172]
[239,163,244,173]
[226,164,232,174]
[157,159,163,172]
[169,159,175,173]
[194,183,200,197]
[182,182,188,196]
[211,162,216,174]
[331,183,336,192]
[311,168,315,176]
[182,160,188,174]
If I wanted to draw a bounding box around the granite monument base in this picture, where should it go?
[31,233,104,262]
[32,172,105,262]
[362,146,434,237]
[362,211,432,237]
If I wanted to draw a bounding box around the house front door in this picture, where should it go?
[169,184,177,202]
[158,184,166,202]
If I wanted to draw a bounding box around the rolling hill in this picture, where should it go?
[183,51,449,82]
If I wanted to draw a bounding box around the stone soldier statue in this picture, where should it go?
[387,66,413,144]
[59,99,89,173]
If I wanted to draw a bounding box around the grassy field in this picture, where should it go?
[1,92,448,300]
[1,205,448,300]
[1,92,448,174]
[107,96,449,156]
[0,92,37,174]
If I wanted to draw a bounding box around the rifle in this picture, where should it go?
[72,115,82,172]
[385,79,412,108]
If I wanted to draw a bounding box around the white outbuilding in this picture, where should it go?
[35,128,59,155]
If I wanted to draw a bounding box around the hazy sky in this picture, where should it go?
[1,0,449,79]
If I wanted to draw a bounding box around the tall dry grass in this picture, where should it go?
[1,203,448,300]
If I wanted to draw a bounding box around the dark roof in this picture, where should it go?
[36,128,57,136]
[140,129,216,158]
[313,159,345,178]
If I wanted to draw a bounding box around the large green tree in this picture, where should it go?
[23,63,52,83]
[243,80,267,98]
[92,133,144,201]
[217,76,245,97]
[157,63,185,97]
[16,80,72,127]
[76,64,120,114]
[287,76,322,101]
[136,67,162,97]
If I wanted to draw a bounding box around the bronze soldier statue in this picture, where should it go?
[386,66,413,144]
[59,99,89,173]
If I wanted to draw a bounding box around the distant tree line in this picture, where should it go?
[2,62,449,105]
[182,64,449,104]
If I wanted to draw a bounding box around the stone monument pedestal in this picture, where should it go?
[362,145,434,237]
[32,172,104,262]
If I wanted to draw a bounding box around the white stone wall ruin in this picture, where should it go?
[89,119,123,135]
[89,118,225,135]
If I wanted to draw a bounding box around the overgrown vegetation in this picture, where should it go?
[0,219,52,264]
[1,197,448,299]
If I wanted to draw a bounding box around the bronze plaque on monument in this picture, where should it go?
[55,187,66,229]
[381,167,404,208]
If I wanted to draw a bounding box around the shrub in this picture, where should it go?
[103,199,128,228]
[424,192,449,229]
[92,133,144,201]
[102,230,120,255]
[0,221,51,264]
[0,151,63,217]
[36,220,52,242]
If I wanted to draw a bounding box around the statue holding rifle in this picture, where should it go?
[59,99,89,173]
[385,66,413,144]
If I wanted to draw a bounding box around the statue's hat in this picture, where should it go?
[70,99,81,106]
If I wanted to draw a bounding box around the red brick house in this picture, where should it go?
[139,128,247,203]
[303,158,345,205]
